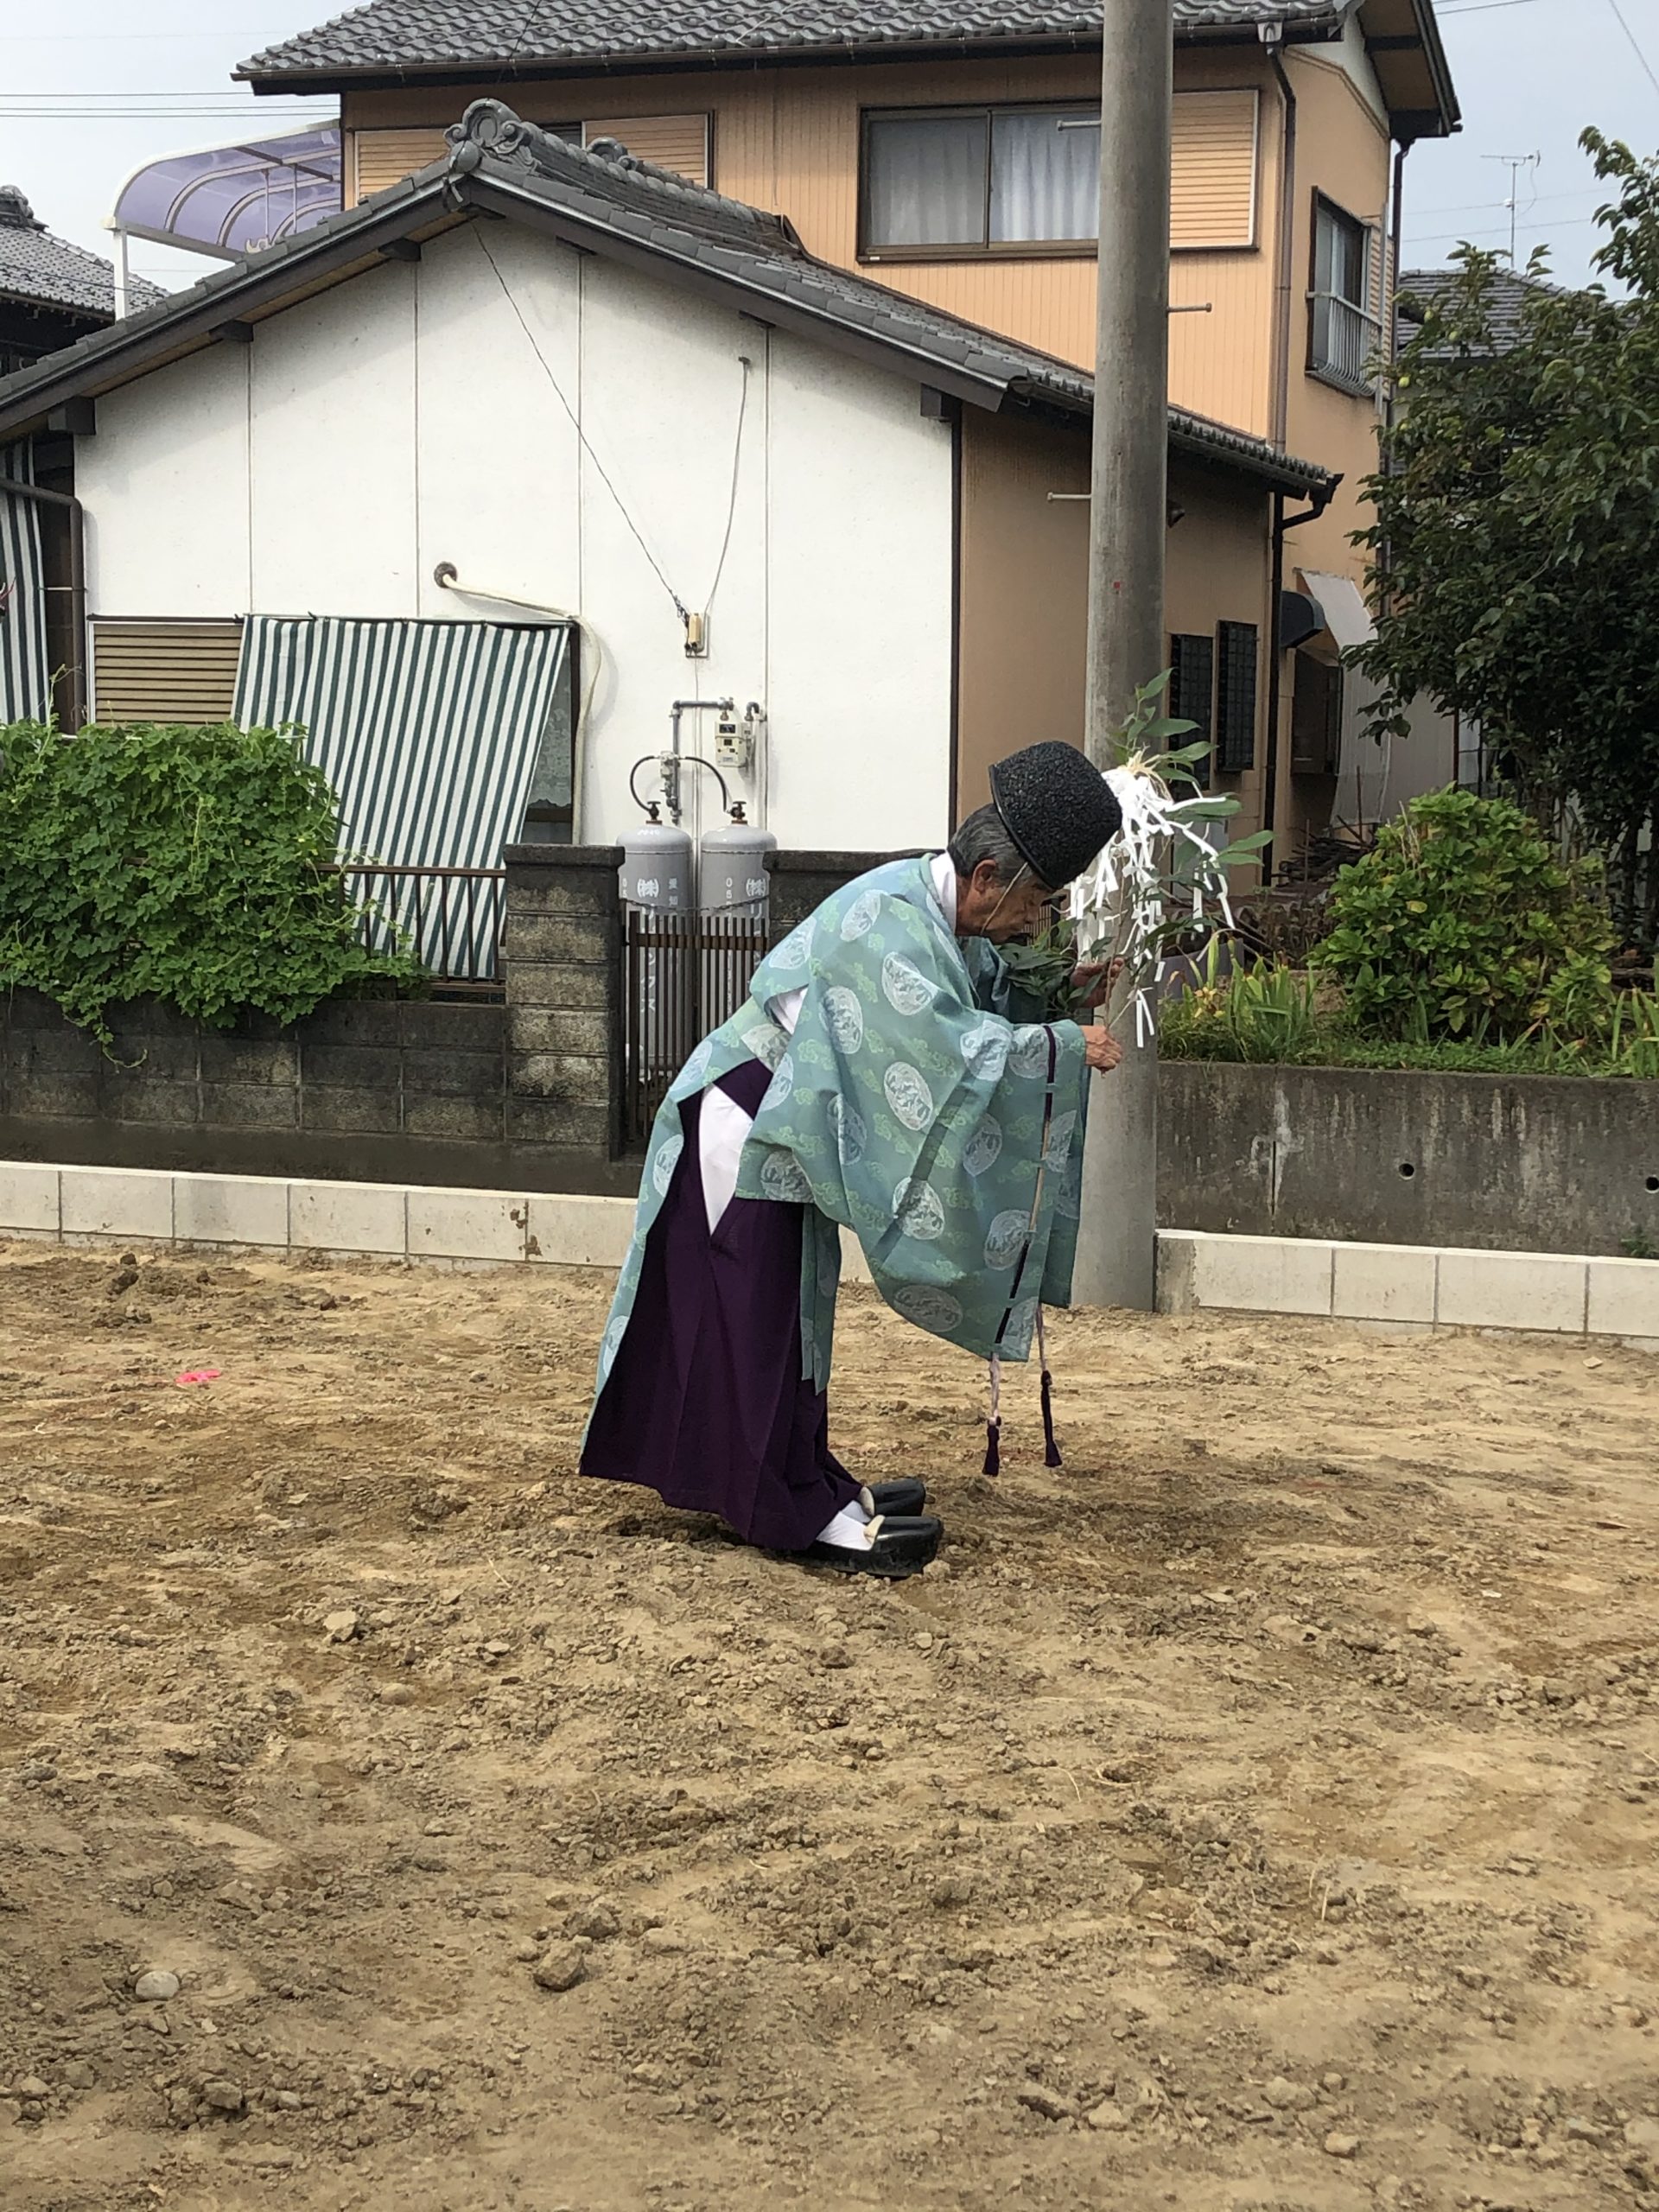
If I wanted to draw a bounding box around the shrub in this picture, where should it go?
[0,719,416,1042]
[1311,789,1615,1042]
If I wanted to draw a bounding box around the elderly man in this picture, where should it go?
[582,741,1123,1578]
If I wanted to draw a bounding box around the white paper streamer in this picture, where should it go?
[1067,760,1239,1043]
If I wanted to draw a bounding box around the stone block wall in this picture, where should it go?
[0,845,636,1197]
[501,844,624,1160]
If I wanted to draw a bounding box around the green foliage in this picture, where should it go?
[0,720,417,1042]
[1310,789,1615,1041]
[1357,130,1659,947]
[997,919,1092,1022]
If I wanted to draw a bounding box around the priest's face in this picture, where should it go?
[957,859,1055,943]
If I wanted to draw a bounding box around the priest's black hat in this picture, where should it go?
[988,742,1123,889]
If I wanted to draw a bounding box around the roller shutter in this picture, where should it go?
[91,620,244,725]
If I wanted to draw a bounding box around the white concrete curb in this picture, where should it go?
[0,1160,634,1269]
[1156,1228,1659,1349]
[1,1163,1653,1345]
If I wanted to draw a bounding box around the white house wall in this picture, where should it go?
[79,339,251,615]
[76,220,956,852]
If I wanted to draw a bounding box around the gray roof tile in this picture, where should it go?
[1395,265,1559,358]
[0,186,165,321]
[0,103,1333,497]
[240,0,1350,79]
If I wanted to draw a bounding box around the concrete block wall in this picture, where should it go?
[502,843,625,1160]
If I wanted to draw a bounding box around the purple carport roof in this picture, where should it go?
[112,126,342,261]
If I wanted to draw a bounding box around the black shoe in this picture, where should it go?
[867,1479,929,1517]
[792,1514,944,1580]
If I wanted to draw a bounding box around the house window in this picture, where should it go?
[861,106,1100,256]
[1290,652,1344,776]
[1215,621,1259,775]
[1168,632,1216,785]
[1309,194,1379,394]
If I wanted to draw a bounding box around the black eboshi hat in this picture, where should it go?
[988,742,1123,890]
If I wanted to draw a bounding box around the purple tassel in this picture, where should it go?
[1040,1368,1063,1470]
[983,1419,1001,1478]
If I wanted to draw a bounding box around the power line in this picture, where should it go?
[1607,0,1659,99]
[472,227,689,624]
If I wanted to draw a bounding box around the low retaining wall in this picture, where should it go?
[3,1162,1653,1348]
[1159,1062,1659,1259]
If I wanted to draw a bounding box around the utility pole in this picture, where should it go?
[1071,0,1172,1314]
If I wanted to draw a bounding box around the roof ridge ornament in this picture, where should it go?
[447,99,543,175]
[0,186,44,232]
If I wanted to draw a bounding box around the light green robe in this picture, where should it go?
[594,855,1088,1401]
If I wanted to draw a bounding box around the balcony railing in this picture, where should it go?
[1310,291,1382,395]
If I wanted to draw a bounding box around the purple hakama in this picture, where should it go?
[580,1058,862,1551]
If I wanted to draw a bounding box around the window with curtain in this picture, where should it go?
[1310,195,1378,393]
[862,106,1099,255]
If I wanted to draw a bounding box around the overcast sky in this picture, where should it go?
[3,0,1656,293]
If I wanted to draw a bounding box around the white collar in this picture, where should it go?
[929,849,957,931]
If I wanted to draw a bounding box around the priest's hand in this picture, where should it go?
[1072,957,1124,1012]
[1079,1024,1122,1073]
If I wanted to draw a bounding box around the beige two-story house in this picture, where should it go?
[226,3,1453,856]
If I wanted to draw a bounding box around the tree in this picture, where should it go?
[1355,130,1659,949]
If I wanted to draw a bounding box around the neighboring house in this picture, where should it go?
[0,186,163,375]
[1395,263,1556,361]
[0,107,1331,880]
[0,190,165,728]
[232,0,1460,855]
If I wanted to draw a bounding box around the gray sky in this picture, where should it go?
[3,0,1657,293]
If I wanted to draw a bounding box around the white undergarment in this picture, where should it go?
[697,852,957,1236]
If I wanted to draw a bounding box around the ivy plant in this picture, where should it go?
[0,719,418,1043]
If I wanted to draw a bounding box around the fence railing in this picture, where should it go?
[341,863,508,990]
[624,906,771,1144]
[1310,291,1382,393]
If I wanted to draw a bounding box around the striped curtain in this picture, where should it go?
[0,441,50,726]
[232,614,569,977]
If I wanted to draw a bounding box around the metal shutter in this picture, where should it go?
[92,620,244,725]
[1168,632,1216,785]
[353,129,450,200]
[1171,91,1259,251]
[584,114,711,187]
[1215,621,1259,775]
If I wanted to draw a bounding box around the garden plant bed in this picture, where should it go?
[0,1245,1656,2209]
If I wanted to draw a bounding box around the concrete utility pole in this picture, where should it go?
[1071,0,1172,1314]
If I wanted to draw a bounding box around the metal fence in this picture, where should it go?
[1310,292,1382,394]
[342,862,508,991]
[624,906,771,1143]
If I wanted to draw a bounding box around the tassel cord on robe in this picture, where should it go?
[982,1029,1065,1477]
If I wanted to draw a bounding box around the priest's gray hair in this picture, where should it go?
[948,805,1029,888]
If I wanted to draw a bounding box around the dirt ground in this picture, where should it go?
[0,1241,1656,2212]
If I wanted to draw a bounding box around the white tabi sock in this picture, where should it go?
[815,1498,874,1550]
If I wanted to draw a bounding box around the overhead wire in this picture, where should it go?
[472,226,689,623]
[1606,0,1659,100]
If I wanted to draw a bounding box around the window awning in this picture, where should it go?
[1298,570,1377,652]
[0,442,49,724]
[232,614,570,974]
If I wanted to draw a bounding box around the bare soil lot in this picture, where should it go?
[0,1238,1656,2212]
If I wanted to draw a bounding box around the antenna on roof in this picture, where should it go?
[1482,152,1540,267]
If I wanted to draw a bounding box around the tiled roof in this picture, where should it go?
[1395,266,1559,359]
[0,187,164,321]
[0,103,1335,499]
[240,0,1351,79]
